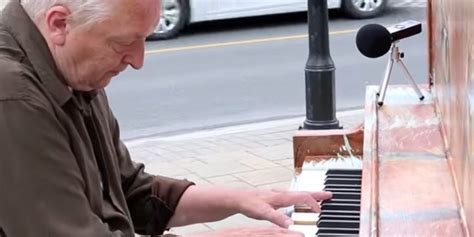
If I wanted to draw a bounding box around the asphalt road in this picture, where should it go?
[107,2,427,140]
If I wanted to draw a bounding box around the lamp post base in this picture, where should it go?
[303,119,340,130]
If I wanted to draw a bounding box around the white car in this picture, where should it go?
[149,0,388,40]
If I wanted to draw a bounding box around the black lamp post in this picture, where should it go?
[303,0,340,129]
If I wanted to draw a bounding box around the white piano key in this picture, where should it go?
[293,170,326,192]
[291,212,319,225]
[288,224,318,237]
[289,166,363,236]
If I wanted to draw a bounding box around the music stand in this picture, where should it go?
[376,42,424,106]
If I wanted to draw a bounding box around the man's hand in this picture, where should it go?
[168,186,332,228]
[234,189,332,228]
[189,226,305,237]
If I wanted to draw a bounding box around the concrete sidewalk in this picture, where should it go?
[126,110,364,236]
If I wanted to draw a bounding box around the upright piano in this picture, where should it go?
[288,0,473,236]
[289,85,469,236]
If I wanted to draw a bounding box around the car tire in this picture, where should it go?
[147,0,190,40]
[342,0,387,19]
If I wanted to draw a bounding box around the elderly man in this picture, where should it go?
[0,0,331,236]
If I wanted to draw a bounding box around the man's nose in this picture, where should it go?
[123,41,145,70]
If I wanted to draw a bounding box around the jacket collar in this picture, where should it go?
[1,0,73,106]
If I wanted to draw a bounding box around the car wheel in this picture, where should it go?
[147,0,189,40]
[342,0,387,19]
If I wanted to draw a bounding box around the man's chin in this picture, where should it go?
[75,81,110,92]
[92,76,114,90]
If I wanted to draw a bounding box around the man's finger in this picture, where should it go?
[273,192,321,212]
[265,209,294,228]
[271,190,332,202]
[311,191,332,201]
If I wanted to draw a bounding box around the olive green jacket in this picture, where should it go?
[0,1,193,236]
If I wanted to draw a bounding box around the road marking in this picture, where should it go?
[145,29,357,55]
[392,0,426,8]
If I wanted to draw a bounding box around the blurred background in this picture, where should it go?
[106,0,427,140]
[0,0,428,140]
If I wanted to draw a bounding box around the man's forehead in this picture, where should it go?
[100,0,159,38]
[112,0,159,11]
[111,0,159,19]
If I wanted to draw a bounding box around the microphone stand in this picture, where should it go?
[377,42,425,106]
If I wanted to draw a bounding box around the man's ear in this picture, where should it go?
[44,6,71,46]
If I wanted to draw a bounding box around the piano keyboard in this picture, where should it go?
[289,168,362,237]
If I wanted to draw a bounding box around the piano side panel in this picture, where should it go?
[361,86,466,236]
[379,219,463,237]
[376,88,465,236]
[430,0,474,234]
[377,104,445,156]
[378,158,463,236]
[359,86,378,237]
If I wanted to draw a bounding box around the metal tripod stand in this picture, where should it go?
[376,42,424,106]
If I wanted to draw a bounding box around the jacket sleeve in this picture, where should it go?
[0,98,125,237]
[108,104,194,235]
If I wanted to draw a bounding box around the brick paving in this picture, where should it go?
[127,110,364,236]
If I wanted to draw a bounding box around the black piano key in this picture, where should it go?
[314,168,362,236]
[321,203,360,211]
[318,232,359,237]
[322,199,360,205]
[318,234,358,237]
[325,175,362,180]
[326,172,362,178]
[331,192,361,200]
[324,178,361,186]
[324,184,361,189]
[319,214,360,221]
[326,169,362,176]
[320,210,360,216]
[318,220,359,229]
[324,187,361,193]
[317,227,359,234]
[325,174,362,179]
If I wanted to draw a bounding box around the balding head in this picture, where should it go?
[21,0,117,30]
[26,0,161,91]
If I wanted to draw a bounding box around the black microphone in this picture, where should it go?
[356,24,391,58]
[356,20,422,58]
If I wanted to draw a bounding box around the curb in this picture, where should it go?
[126,109,364,147]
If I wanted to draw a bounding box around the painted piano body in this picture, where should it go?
[290,85,469,236]
[289,0,474,233]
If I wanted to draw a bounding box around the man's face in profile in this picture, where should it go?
[55,0,160,91]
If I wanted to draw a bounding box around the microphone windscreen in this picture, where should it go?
[356,24,392,58]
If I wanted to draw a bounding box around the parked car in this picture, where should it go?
[148,0,388,40]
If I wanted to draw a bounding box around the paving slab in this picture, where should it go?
[127,110,364,235]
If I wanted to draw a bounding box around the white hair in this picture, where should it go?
[20,0,114,29]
